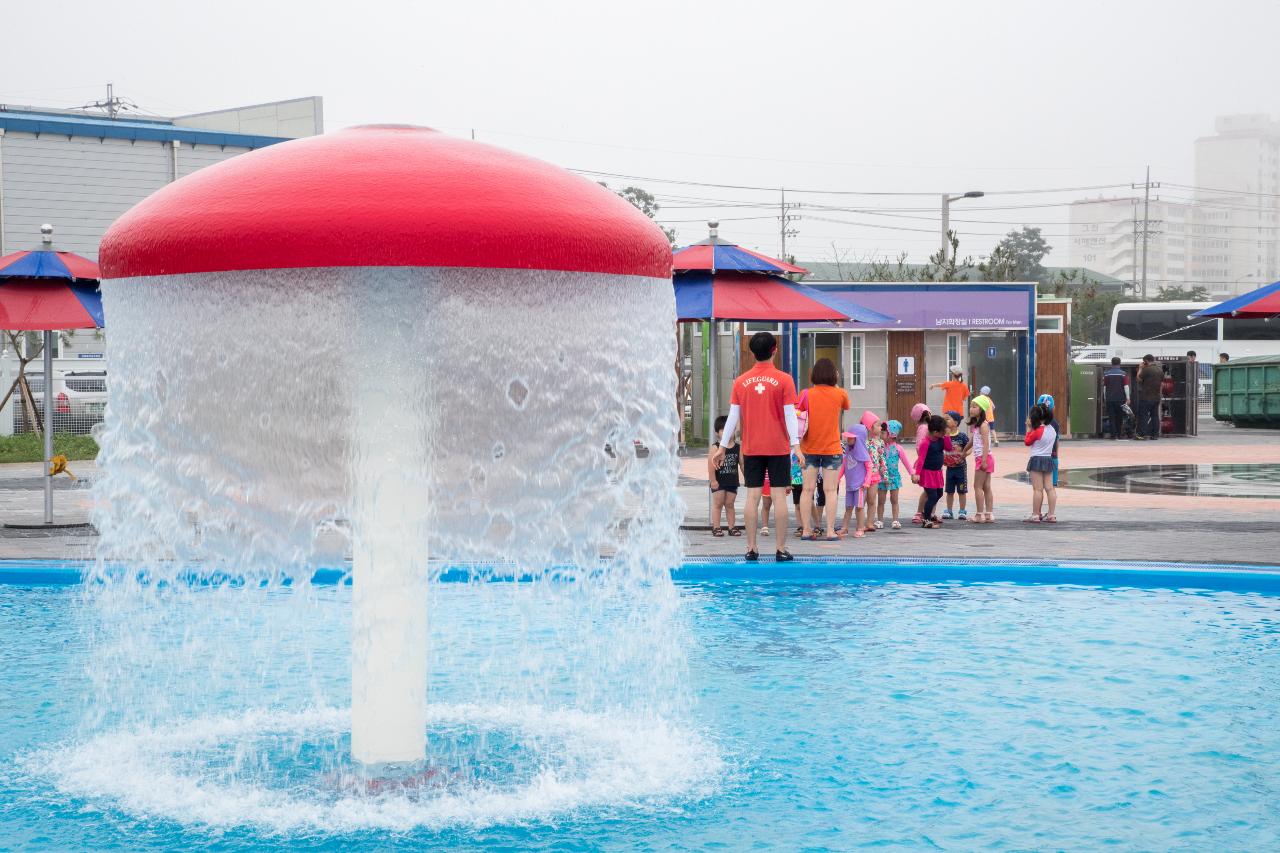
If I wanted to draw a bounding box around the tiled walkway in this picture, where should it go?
[0,419,1275,566]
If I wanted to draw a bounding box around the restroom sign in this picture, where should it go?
[896,356,915,375]
[987,346,997,359]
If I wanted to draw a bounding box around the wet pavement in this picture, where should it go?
[0,419,1275,566]
[1008,462,1280,500]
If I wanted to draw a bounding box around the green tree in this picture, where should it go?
[916,231,975,282]
[1153,284,1211,302]
[861,251,918,282]
[988,226,1051,285]
[601,184,676,245]
[977,243,1018,282]
[1071,283,1124,344]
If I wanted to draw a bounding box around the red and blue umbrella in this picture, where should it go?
[0,231,104,527]
[673,242,808,274]
[0,249,104,330]
[1190,279,1280,319]
[675,271,893,323]
[673,226,808,275]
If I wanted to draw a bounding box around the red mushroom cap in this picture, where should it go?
[100,125,672,280]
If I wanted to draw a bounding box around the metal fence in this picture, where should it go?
[9,372,106,436]
[11,400,104,435]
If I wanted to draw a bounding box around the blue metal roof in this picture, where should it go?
[0,109,289,149]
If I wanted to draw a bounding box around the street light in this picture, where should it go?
[940,191,985,262]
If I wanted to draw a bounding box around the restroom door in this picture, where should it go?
[969,333,1019,433]
[886,331,926,431]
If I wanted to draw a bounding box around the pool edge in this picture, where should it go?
[3,557,1279,594]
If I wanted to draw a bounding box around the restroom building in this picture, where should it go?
[691,282,1049,439]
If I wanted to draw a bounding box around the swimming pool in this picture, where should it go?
[2,560,1278,850]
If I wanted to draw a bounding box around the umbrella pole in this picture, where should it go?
[707,321,717,529]
[43,330,53,525]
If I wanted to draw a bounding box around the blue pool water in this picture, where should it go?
[2,561,1279,850]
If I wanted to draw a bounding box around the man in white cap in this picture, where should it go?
[929,366,970,419]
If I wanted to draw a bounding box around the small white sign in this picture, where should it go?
[897,356,915,376]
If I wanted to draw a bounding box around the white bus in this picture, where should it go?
[1107,301,1280,362]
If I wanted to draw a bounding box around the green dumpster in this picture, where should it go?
[1213,356,1280,426]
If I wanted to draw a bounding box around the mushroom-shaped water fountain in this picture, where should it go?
[95,125,678,769]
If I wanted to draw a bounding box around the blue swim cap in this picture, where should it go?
[1036,393,1055,410]
[886,419,902,436]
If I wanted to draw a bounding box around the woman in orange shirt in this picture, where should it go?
[797,357,850,540]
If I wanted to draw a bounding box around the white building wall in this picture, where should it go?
[1068,197,1195,295]
[174,97,323,139]
[177,142,252,180]
[1193,115,1280,295]
[1,132,171,259]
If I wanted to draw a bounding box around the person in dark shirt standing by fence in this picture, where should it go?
[1136,354,1164,441]
[1101,357,1130,440]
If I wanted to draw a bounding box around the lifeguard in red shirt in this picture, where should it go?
[711,331,804,563]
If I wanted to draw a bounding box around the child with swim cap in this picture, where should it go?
[876,419,911,530]
[909,402,931,525]
[860,411,885,533]
[942,410,970,520]
[969,395,996,523]
[836,424,872,538]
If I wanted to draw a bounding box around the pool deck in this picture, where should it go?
[0,418,1275,566]
[679,417,1280,567]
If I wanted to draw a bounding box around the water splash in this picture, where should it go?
[71,266,698,826]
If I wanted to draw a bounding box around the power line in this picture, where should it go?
[1165,182,1280,199]
[571,167,1131,198]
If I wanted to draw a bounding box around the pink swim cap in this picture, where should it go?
[860,410,879,431]
[910,403,930,422]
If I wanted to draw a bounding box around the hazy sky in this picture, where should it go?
[3,0,1276,263]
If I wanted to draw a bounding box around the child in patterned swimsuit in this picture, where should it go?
[876,419,912,530]
[861,411,886,533]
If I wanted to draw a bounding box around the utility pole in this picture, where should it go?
[1131,203,1139,297]
[778,188,799,263]
[81,83,132,120]
[1132,167,1162,299]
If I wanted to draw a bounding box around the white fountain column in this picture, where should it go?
[350,277,431,767]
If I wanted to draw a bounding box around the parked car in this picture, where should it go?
[13,370,107,434]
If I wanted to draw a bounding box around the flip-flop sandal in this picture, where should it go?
[824,534,840,541]
[1042,515,1058,523]
[775,550,794,562]
[1022,515,1041,523]
[745,550,759,562]
[712,527,725,537]
[728,527,743,536]
[800,534,819,541]
[853,530,865,538]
